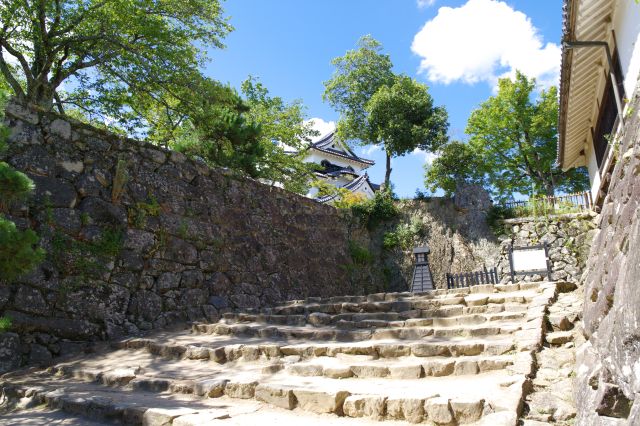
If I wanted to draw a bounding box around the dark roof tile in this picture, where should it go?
[310,131,375,166]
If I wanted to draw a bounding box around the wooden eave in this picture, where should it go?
[558,0,616,170]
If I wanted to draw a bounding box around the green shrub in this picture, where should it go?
[332,191,368,209]
[0,162,34,208]
[0,216,45,281]
[351,189,398,229]
[487,204,515,235]
[129,195,162,228]
[383,216,423,250]
[0,315,11,333]
[348,241,373,265]
[414,188,432,201]
[511,197,582,218]
[137,195,161,217]
[52,227,124,279]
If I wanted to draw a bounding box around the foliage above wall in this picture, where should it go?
[0,0,231,121]
[0,3,316,195]
[350,189,399,230]
[324,35,449,187]
[425,72,589,201]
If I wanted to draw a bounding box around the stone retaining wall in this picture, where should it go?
[575,86,640,424]
[0,101,377,372]
[496,212,597,284]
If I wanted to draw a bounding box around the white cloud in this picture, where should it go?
[417,0,437,8]
[411,148,438,164]
[361,145,382,157]
[305,117,335,142]
[411,0,560,88]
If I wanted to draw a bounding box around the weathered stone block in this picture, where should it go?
[50,119,72,139]
[13,286,49,316]
[255,384,296,410]
[194,379,227,397]
[32,175,78,208]
[293,389,350,415]
[224,381,258,399]
[450,398,484,423]
[425,397,454,425]
[0,333,21,373]
[142,407,197,426]
[343,395,386,419]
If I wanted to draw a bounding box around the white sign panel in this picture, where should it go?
[512,248,547,272]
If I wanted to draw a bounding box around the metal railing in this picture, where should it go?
[502,191,593,212]
[446,267,499,289]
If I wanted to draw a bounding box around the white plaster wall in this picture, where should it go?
[302,150,375,201]
[613,0,640,98]
[355,184,375,199]
[306,186,319,198]
[585,136,602,201]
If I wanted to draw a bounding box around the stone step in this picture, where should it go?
[269,292,537,316]
[2,282,558,425]
[0,408,111,425]
[275,282,543,308]
[192,320,522,342]
[4,355,528,425]
[0,377,271,425]
[283,354,518,379]
[216,306,528,328]
[115,336,520,364]
[46,347,532,391]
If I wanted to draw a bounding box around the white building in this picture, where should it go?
[303,131,379,203]
[558,0,640,210]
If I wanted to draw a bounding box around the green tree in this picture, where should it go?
[324,35,448,187]
[240,77,318,194]
[367,75,448,185]
[138,77,248,146]
[0,0,231,122]
[463,71,588,200]
[424,140,487,196]
[323,35,394,143]
[169,78,264,177]
[164,77,318,193]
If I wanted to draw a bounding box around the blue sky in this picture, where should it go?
[205,0,563,198]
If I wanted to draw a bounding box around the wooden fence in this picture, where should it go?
[502,191,593,212]
[446,266,499,289]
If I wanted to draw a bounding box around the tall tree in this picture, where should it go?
[168,77,264,177]
[367,75,448,185]
[240,77,318,194]
[0,0,231,122]
[324,35,448,187]
[424,140,487,196]
[462,71,588,200]
[323,35,394,143]
[166,77,318,194]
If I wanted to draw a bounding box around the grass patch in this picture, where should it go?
[349,241,373,265]
[52,227,124,281]
[0,316,11,333]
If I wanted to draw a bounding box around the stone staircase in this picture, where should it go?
[0,282,559,425]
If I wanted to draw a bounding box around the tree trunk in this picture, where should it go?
[544,184,554,197]
[543,175,555,196]
[384,151,392,189]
